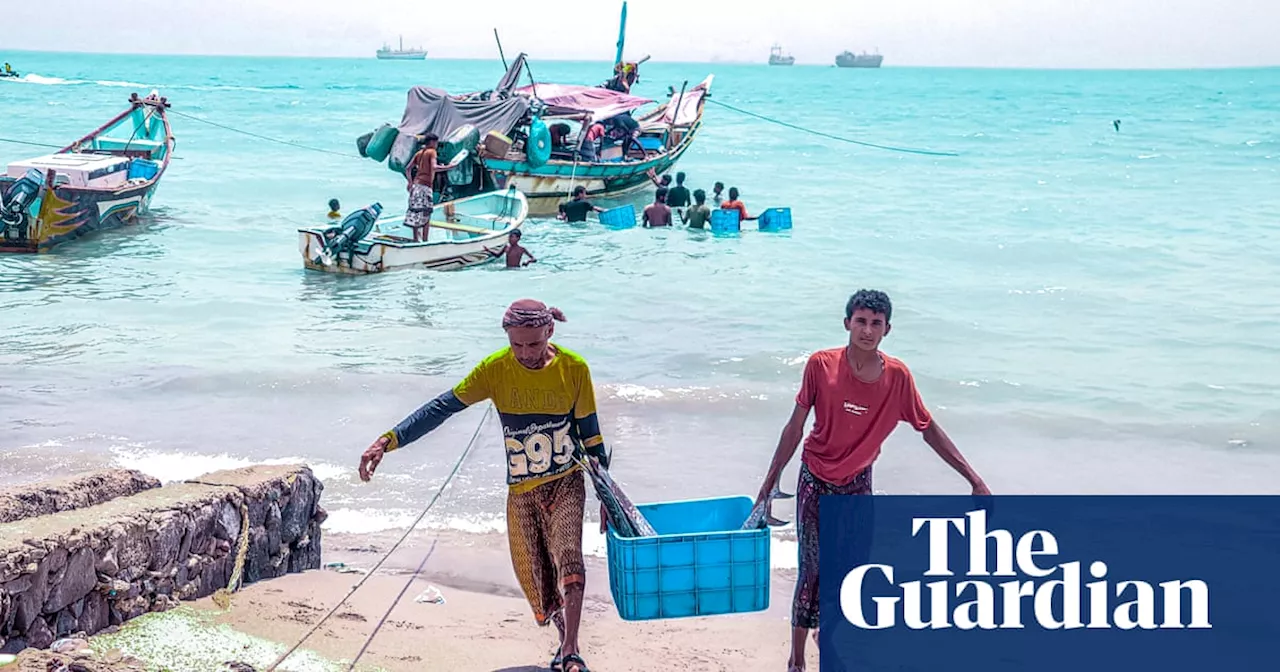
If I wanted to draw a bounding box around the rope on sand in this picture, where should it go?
[167,109,360,159]
[264,402,495,672]
[211,501,252,610]
[704,98,960,157]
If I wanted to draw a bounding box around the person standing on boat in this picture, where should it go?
[750,289,991,672]
[358,299,609,672]
[577,123,605,162]
[405,133,439,242]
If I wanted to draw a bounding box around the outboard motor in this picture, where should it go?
[1,168,46,243]
[314,202,382,266]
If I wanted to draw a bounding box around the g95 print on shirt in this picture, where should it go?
[505,421,576,480]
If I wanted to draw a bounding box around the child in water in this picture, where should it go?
[485,230,537,268]
[327,199,341,220]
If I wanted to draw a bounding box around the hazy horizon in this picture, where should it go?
[2,0,1277,70]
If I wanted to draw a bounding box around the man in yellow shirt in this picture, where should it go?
[358,299,607,672]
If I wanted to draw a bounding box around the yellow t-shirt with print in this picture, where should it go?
[452,344,605,494]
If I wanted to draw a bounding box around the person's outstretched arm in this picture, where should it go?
[359,363,492,481]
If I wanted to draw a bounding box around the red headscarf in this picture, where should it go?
[502,299,566,329]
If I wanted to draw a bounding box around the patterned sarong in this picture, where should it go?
[506,469,587,626]
[405,183,434,231]
[792,462,872,629]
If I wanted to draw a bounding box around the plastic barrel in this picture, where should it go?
[387,132,422,175]
[438,124,480,165]
[355,131,374,158]
[526,117,552,168]
[364,124,397,163]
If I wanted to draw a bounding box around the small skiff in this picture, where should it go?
[298,186,528,275]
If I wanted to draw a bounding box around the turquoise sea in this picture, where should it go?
[3,52,1280,566]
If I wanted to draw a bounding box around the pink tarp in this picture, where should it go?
[646,75,714,128]
[513,83,653,123]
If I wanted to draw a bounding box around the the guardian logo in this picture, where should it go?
[840,509,1212,631]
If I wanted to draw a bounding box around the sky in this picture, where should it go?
[3,0,1278,69]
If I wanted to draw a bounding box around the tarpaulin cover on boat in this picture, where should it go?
[512,83,653,124]
[394,86,530,141]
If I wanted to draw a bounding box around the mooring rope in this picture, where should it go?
[0,137,63,149]
[264,402,495,672]
[167,109,359,159]
[705,98,960,157]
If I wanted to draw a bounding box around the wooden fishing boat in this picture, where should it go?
[298,186,528,275]
[354,3,712,217]
[0,92,175,254]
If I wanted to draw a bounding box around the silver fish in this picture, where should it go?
[742,484,795,530]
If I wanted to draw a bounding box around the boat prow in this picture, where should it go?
[299,187,529,275]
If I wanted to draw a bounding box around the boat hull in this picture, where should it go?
[299,188,527,275]
[0,179,161,253]
[489,161,678,216]
[483,118,703,217]
[1,92,174,254]
[298,226,515,274]
[835,54,884,68]
[376,52,427,60]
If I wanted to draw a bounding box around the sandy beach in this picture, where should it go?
[193,529,815,672]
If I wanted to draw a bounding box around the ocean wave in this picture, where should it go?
[3,74,88,86]
[109,445,347,483]
[0,73,303,94]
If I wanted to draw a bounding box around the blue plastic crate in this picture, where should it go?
[598,203,636,229]
[638,136,664,151]
[758,207,792,232]
[127,158,159,181]
[606,495,770,621]
[709,209,740,233]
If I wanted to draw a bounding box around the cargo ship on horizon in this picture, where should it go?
[376,36,427,60]
[835,50,883,68]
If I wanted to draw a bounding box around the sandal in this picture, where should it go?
[549,649,562,671]
[561,653,591,672]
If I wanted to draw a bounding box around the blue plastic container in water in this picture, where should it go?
[598,203,636,229]
[758,207,792,232]
[606,495,770,621]
[709,209,740,233]
[127,159,159,181]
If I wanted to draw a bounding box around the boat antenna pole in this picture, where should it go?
[615,1,627,66]
[494,28,508,71]
[664,79,687,149]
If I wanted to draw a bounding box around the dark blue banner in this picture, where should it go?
[817,495,1280,671]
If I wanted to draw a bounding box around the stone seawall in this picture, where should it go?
[0,465,326,654]
[0,469,162,525]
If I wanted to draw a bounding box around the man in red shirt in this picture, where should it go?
[752,289,990,672]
